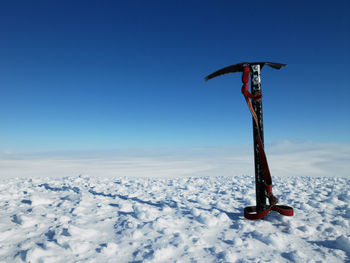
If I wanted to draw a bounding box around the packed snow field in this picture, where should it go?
[0,175,349,262]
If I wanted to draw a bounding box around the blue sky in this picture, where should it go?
[0,0,349,151]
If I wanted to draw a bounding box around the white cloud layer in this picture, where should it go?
[0,141,349,179]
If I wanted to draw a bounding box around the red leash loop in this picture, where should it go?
[241,66,262,100]
[241,66,293,220]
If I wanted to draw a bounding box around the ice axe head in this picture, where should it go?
[204,62,286,82]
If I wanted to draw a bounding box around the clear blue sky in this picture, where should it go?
[0,0,349,151]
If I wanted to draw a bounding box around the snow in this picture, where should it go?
[1,174,349,262]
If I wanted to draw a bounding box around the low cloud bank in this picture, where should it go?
[0,141,349,178]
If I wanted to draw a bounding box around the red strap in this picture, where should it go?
[266,184,272,195]
[244,206,271,220]
[241,66,293,220]
[244,205,294,220]
[272,205,294,216]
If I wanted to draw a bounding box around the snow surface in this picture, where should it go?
[1,174,349,262]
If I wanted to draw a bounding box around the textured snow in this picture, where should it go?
[0,175,349,262]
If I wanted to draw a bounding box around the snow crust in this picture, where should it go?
[0,175,349,262]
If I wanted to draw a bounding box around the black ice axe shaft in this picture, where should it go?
[205,62,286,214]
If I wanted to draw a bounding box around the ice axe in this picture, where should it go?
[205,62,293,220]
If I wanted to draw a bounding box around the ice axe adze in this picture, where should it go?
[205,62,293,220]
